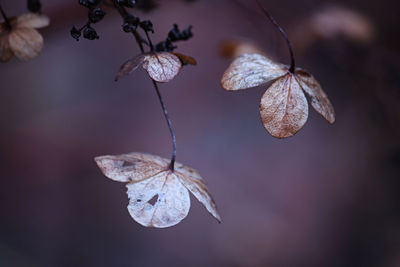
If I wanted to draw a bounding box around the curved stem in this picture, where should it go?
[144,30,154,52]
[112,0,177,170]
[0,4,12,31]
[256,0,295,73]
[151,79,177,170]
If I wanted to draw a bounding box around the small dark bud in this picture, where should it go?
[181,25,193,40]
[140,20,154,33]
[83,26,99,40]
[117,0,136,8]
[79,0,101,9]
[70,26,82,41]
[155,39,176,52]
[168,24,181,42]
[88,8,106,23]
[27,0,42,13]
[122,15,139,32]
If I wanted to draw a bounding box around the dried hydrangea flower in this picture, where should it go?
[221,1,335,138]
[221,53,335,138]
[95,152,221,228]
[0,13,49,62]
[115,52,196,82]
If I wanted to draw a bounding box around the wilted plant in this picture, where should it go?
[221,0,335,138]
[72,0,220,228]
[0,1,49,62]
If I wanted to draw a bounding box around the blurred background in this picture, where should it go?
[1,0,399,266]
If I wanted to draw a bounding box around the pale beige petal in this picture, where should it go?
[8,27,43,60]
[260,74,309,138]
[0,33,13,62]
[17,13,50,29]
[126,171,190,228]
[94,152,168,183]
[115,54,146,81]
[295,69,335,124]
[142,52,182,83]
[221,53,287,91]
[175,162,221,223]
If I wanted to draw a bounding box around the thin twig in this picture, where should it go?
[151,79,177,170]
[256,0,296,73]
[0,4,12,31]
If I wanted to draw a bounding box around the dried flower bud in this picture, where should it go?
[140,20,154,33]
[88,8,106,24]
[70,25,82,41]
[83,26,99,40]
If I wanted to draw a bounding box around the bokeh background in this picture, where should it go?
[1,0,399,266]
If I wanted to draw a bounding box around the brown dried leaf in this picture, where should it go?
[0,31,13,62]
[115,54,146,81]
[172,52,197,65]
[219,39,265,59]
[260,74,309,138]
[142,52,182,83]
[8,27,43,61]
[95,152,221,228]
[17,13,50,29]
[295,69,335,124]
[221,53,287,91]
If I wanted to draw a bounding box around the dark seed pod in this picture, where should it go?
[83,26,99,40]
[70,25,82,41]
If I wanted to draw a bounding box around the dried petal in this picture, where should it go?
[115,54,146,81]
[175,163,221,223]
[95,152,221,228]
[295,69,335,124]
[221,53,287,91]
[219,39,265,59]
[142,52,182,83]
[8,27,43,60]
[0,32,13,62]
[17,13,50,29]
[310,5,374,43]
[94,153,167,182]
[260,74,309,138]
[126,171,190,228]
[172,52,197,65]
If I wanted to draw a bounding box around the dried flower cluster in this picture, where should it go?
[95,153,221,228]
[221,53,335,138]
[0,13,49,62]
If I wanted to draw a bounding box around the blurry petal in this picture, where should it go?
[296,69,335,124]
[17,13,49,29]
[0,34,13,62]
[115,54,146,81]
[172,52,197,65]
[221,53,287,91]
[260,74,309,138]
[175,162,221,223]
[9,27,43,60]
[220,39,265,59]
[142,52,182,83]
